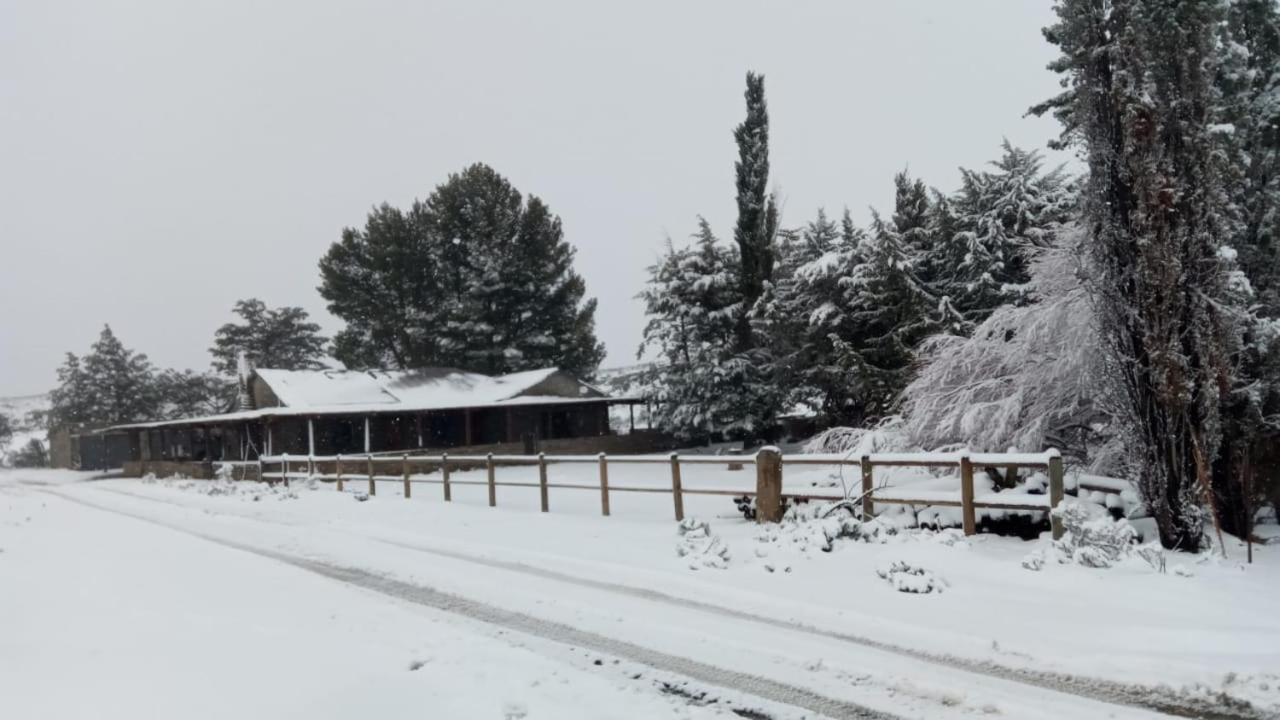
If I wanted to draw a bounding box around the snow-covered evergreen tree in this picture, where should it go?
[932,142,1073,327]
[1033,0,1251,549]
[209,299,328,375]
[49,326,161,431]
[319,164,605,375]
[639,220,754,438]
[733,71,777,351]
[757,209,855,422]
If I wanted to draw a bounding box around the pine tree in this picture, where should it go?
[49,326,162,431]
[82,326,162,426]
[1033,0,1250,549]
[639,220,747,438]
[320,164,605,376]
[155,369,236,419]
[848,206,937,419]
[934,142,1073,327]
[759,209,864,423]
[47,353,94,431]
[210,299,329,374]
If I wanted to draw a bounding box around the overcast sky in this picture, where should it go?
[0,0,1068,397]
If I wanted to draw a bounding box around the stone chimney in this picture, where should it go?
[236,351,254,411]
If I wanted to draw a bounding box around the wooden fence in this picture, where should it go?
[221,448,1066,539]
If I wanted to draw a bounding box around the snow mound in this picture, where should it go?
[876,560,948,594]
[675,517,729,570]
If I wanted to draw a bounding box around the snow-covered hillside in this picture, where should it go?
[0,394,49,464]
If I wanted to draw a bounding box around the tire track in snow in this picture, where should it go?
[78,485,1267,720]
[45,489,898,720]
[370,538,1263,720]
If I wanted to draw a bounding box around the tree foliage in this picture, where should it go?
[209,299,328,374]
[319,163,604,376]
[903,227,1109,463]
[48,326,162,431]
[155,369,236,419]
[10,438,48,468]
[1031,0,1267,548]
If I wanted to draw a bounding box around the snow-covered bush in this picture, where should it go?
[1049,501,1161,569]
[876,560,948,594]
[676,517,729,569]
[1021,548,1047,571]
[801,417,913,456]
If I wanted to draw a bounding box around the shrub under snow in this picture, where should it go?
[675,517,730,570]
[875,560,948,594]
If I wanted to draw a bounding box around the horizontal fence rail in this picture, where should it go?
[213,448,1068,539]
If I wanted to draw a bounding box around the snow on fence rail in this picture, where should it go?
[216,449,1067,539]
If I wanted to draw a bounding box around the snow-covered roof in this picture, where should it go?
[254,367,563,409]
[107,367,637,431]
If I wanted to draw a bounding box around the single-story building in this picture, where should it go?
[101,366,659,477]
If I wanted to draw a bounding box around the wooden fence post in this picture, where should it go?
[669,453,684,522]
[960,454,976,535]
[442,453,451,502]
[402,454,411,499]
[335,454,344,492]
[1048,452,1065,540]
[598,452,610,516]
[256,458,263,484]
[538,452,549,512]
[860,455,874,518]
[486,453,496,507]
[282,454,290,488]
[754,447,783,523]
[367,454,375,496]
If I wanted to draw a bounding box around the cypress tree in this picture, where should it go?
[732,71,777,350]
[1033,0,1250,548]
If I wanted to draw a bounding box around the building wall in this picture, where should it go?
[48,428,73,469]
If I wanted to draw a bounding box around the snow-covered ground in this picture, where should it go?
[2,465,1277,719]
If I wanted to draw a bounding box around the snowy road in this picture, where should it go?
[2,471,1275,719]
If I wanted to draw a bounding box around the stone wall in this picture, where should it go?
[123,460,216,480]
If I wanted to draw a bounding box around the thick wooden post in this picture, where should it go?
[307,418,315,458]
[335,454,344,492]
[669,453,684,521]
[860,455,874,518]
[629,404,635,433]
[282,454,289,487]
[402,454,411,499]
[256,458,263,484]
[486,453,496,507]
[538,452,549,512]
[960,455,976,535]
[1048,452,1065,540]
[441,453,452,501]
[363,417,371,453]
[367,454,375,496]
[754,447,783,523]
[598,453,610,516]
